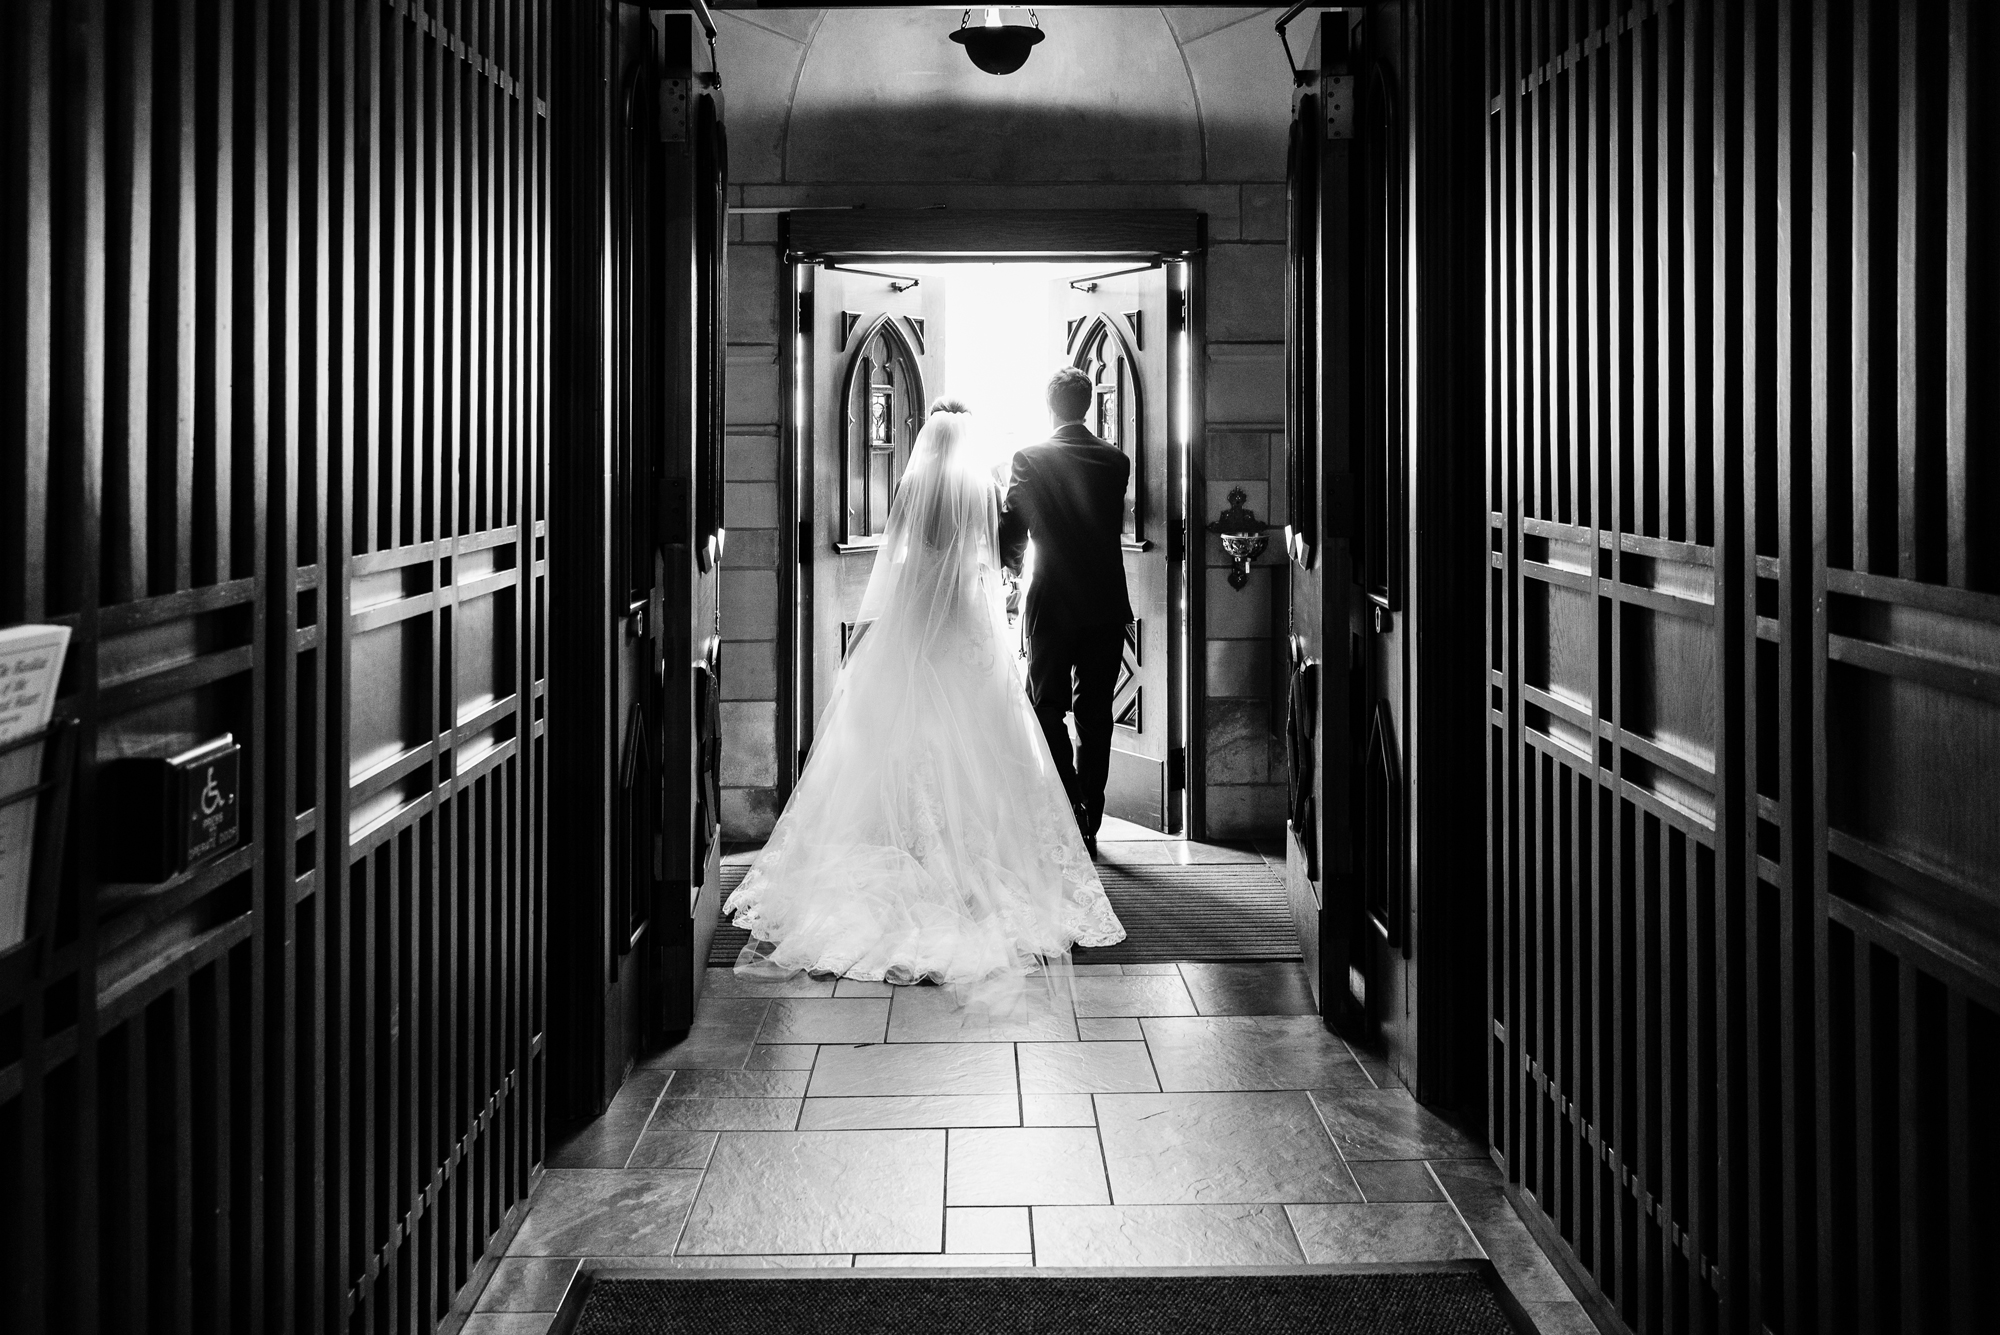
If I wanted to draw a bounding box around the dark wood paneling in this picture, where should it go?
[782,208,1205,262]
[2,1,551,1330]
[1485,2,2000,1333]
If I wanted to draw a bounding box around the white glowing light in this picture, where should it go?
[984,6,1003,26]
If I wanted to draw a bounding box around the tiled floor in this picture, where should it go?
[466,960,1593,1335]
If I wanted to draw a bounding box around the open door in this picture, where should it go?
[1051,265,1185,832]
[799,265,947,756]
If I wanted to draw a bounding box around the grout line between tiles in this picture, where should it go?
[617,1074,675,1170]
[1426,1160,1490,1259]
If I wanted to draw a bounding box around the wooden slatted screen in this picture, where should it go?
[1,1,550,1331]
[1486,1,2000,1332]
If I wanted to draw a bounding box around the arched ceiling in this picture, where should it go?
[711,7,1294,184]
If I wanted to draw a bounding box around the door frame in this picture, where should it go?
[771,210,1210,835]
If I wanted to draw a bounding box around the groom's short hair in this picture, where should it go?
[1047,367,1092,423]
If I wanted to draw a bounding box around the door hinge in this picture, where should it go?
[1168,746,1186,790]
[797,290,814,331]
[659,77,691,143]
[1169,291,1188,331]
[1325,73,1356,140]
[798,518,812,564]
[1168,519,1187,565]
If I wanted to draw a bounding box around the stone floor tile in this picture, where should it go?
[1018,1041,1159,1095]
[1483,1231,1575,1304]
[946,1127,1111,1206]
[744,1044,818,1071]
[807,1042,1016,1098]
[1030,1204,1305,1266]
[459,1316,553,1335]
[1020,1093,1097,1127]
[1142,1015,1369,1092]
[625,1128,720,1170]
[1095,842,1177,866]
[1067,964,1129,976]
[887,986,1077,1043]
[589,1254,853,1270]
[1176,962,1319,1017]
[758,998,890,1044]
[1523,1300,1600,1334]
[1308,1088,1485,1160]
[1097,817,1175,841]
[1072,975,1197,1018]
[1285,1202,1485,1264]
[663,1069,810,1099]
[1118,964,1184,976]
[647,1098,802,1132]
[640,999,769,1070]
[1170,842,1267,865]
[508,1170,703,1256]
[833,978,896,998]
[1076,1017,1144,1040]
[945,1206,1033,1253]
[702,973,837,998]
[475,1258,580,1312]
[638,1035,757,1071]
[1356,1058,1401,1089]
[686,996,778,1030]
[1094,1091,1359,1206]
[544,1082,664,1169]
[678,1130,945,1255]
[1427,1156,1506,1190]
[1347,1159,1447,1202]
[798,1095,1020,1130]
[853,1253,1034,1268]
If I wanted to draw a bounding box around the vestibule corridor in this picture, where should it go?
[7,1,1997,1333]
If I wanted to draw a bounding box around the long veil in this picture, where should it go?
[725,407,1117,1014]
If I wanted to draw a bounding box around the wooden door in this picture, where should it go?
[797,265,945,755]
[1055,266,1184,832]
[1350,8,1412,1055]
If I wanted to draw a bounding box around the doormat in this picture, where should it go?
[555,1265,1533,1335]
[708,858,1301,967]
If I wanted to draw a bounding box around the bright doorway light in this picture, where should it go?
[900,261,1116,475]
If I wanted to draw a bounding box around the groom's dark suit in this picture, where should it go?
[998,422,1133,838]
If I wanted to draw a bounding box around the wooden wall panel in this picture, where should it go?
[1486,1,2000,1333]
[1,2,550,1331]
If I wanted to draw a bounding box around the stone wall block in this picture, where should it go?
[1204,344,1284,427]
[1206,567,1272,637]
[724,481,780,530]
[1205,699,1273,784]
[1205,783,1287,839]
[1240,183,1287,241]
[1203,245,1287,342]
[725,348,782,429]
[723,527,779,570]
[726,433,780,481]
[721,787,781,842]
[729,244,782,342]
[1206,639,1272,701]
[720,702,779,787]
[721,640,777,701]
[720,569,779,640]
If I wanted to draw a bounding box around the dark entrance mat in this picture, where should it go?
[709,859,1301,967]
[555,1264,1532,1335]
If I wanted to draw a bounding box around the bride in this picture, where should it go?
[723,400,1125,1007]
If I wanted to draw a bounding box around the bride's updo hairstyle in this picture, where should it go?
[928,396,969,416]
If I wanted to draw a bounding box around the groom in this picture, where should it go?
[999,367,1134,858]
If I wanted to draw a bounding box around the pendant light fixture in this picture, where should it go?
[950,7,1045,76]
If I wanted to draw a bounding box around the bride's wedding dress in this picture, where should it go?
[724,407,1125,1005]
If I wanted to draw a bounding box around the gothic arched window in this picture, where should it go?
[1073,317,1142,542]
[841,318,924,545]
